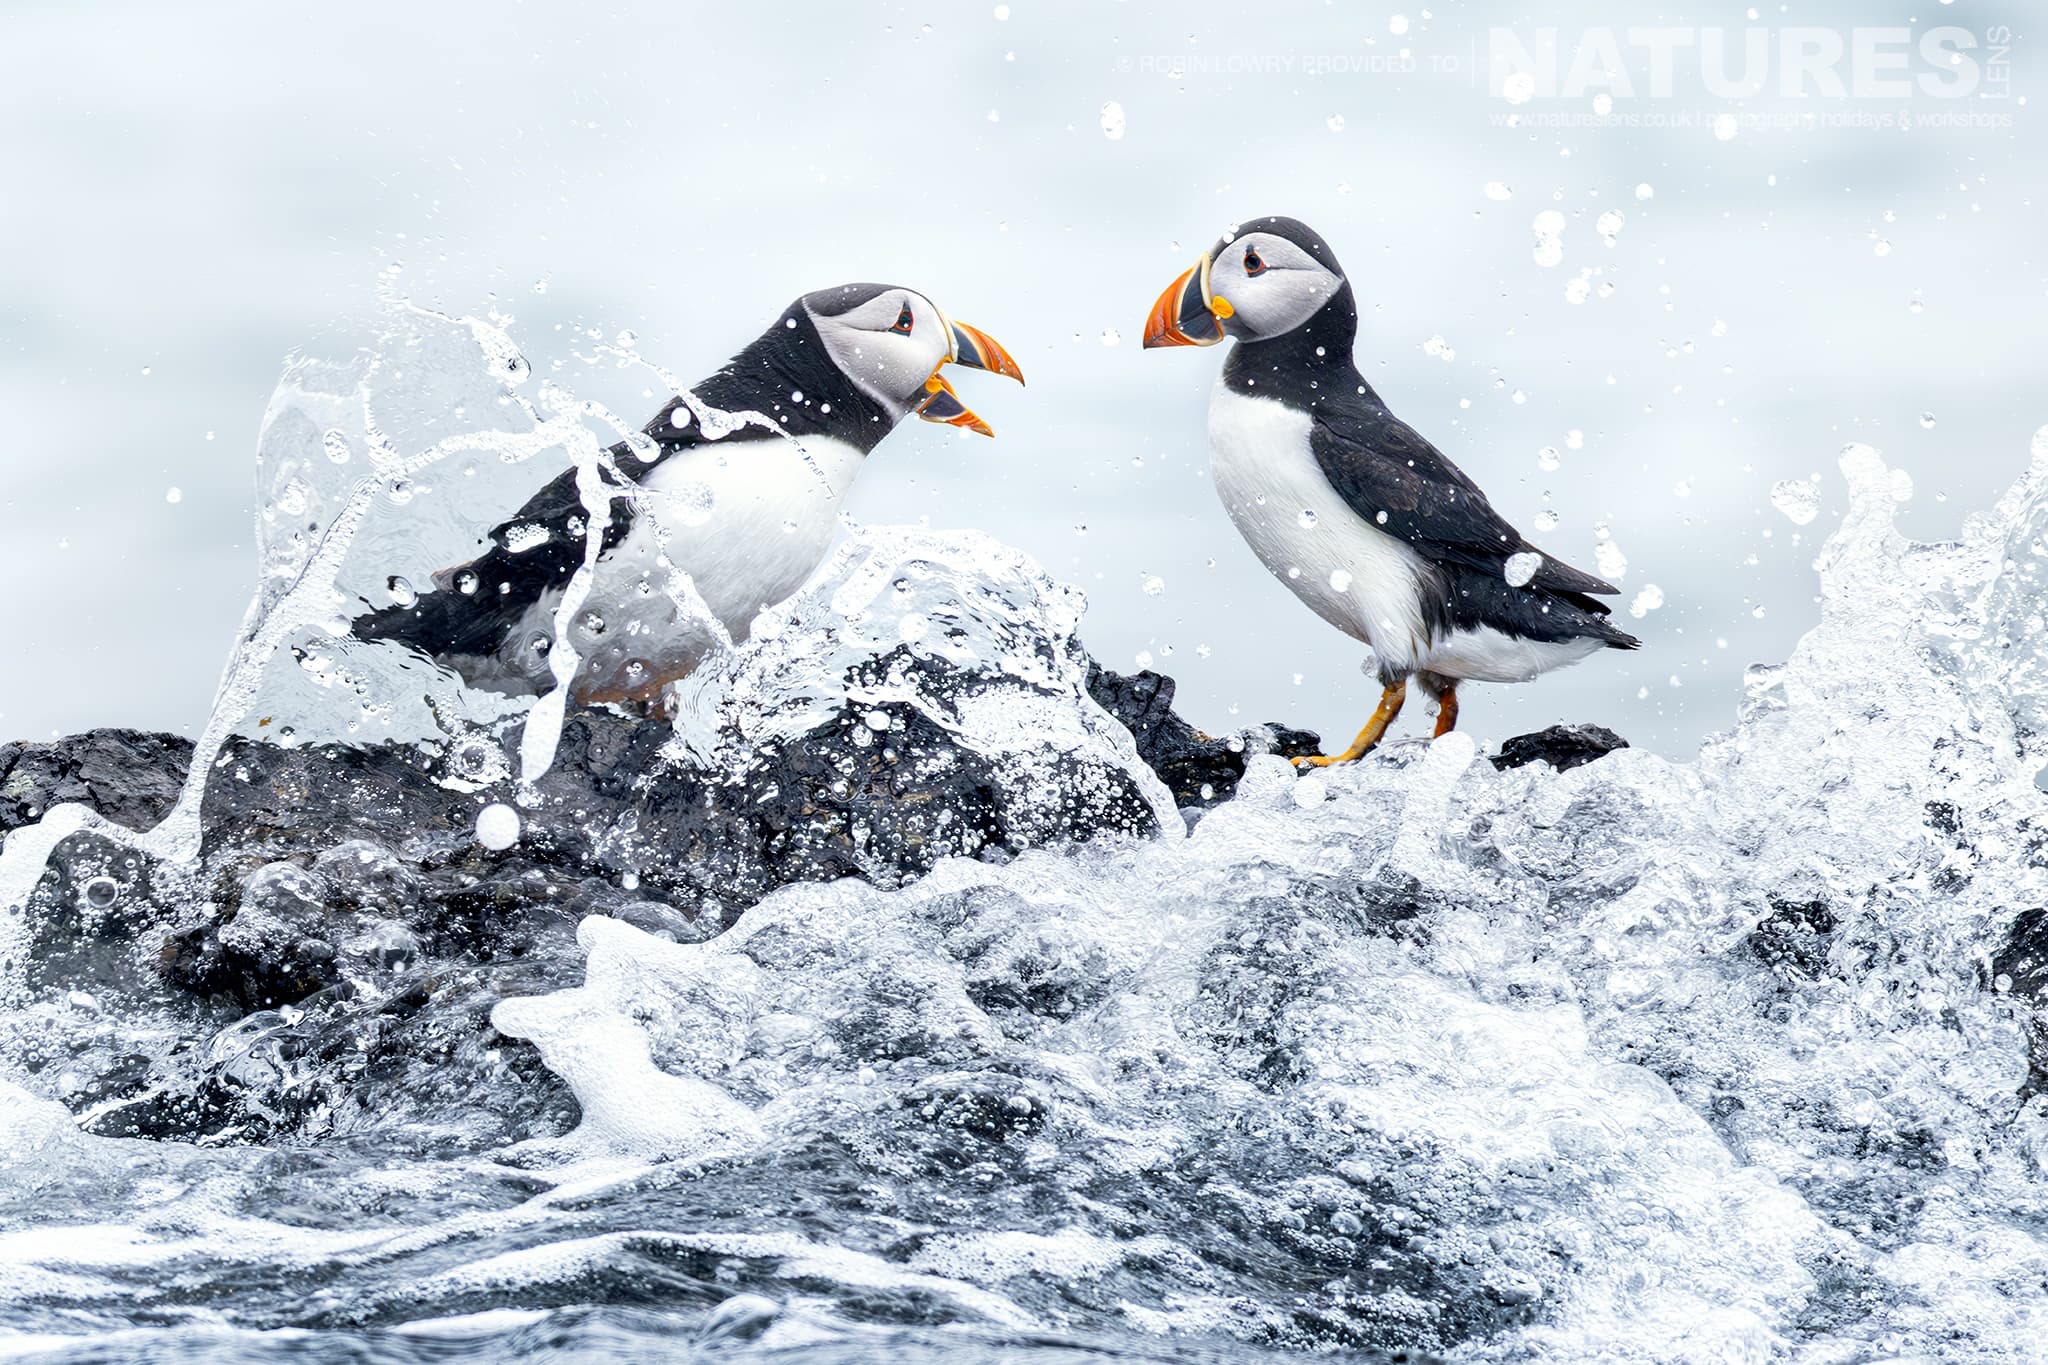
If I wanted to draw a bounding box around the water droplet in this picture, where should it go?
[386,575,417,608]
[1594,539,1630,581]
[1297,509,1319,528]
[1484,182,1513,202]
[1099,101,1126,141]
[1537,446,1561,471]
[1328,569,1353,592]
[1142,575,1166,596]
[1713,112,1740,141]
[1388,14,1409,35]
[82,876,121,911]
[1596,209,1626,244]
[1770,478,1821,526]
[1326,113,1346,133]
[1502,72,1536,105]
[1504,551,1544,588]
[321,429,352,464]
[1920,412,1936,429]
[455,569,480,595]
[165,487,183,504]
[1635,183,1655,200]
[993,3,1010,17]
[1629,584,1665,618]
[476,803,522,851]
[1101,328,1121,346]
[1535,508,1559,531]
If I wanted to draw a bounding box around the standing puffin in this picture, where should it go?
[1143,216,1637,766]
[354,283,1022,706]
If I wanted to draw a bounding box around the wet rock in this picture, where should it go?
[1085,664,1321,806]
[313,840,421,917]
[9,659,1624,1039]
[1748,897,1839,979]
[1993,908,2048,1098]
[0,728,194,835]
[1491,723,1630,773]
[162,861,347,1010]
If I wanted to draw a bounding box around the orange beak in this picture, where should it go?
[915,316,1022,437]
[1143,253,1226,348]
[915,373,995,437]
[946,319,1026,385]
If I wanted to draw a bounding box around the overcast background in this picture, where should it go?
[2,0,2039,756]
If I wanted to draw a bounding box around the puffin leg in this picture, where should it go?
[1433,684,1460,738]
[1293,681,1408,768]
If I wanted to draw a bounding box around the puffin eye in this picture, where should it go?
[1243,247,1267,277]
[890,303,915,335]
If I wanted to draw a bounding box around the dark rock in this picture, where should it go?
[1085,664,1321,805]
[0,727,195,835]
[1993,908,2048,1099]
[314,840,422,917]
[1491,723,1630,773]
[1747,897,1839,979]
[8,648,1631,1142]
[161,860,349,1011]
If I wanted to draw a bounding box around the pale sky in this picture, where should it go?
[2,0,2040,755]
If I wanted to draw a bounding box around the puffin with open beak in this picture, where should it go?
[1145,217,1637,765]
[355,282,1024,706]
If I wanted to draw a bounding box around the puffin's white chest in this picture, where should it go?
[1207,385,1431,669]
[632,433,863,632]
[558,434,865,700]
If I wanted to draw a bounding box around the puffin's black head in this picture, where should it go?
[1142,216,1351,349]
[795,282,1024,436]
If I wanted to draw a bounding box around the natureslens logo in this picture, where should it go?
[1489,26,2014,104]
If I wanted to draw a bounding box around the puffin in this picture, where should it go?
[1142,216,1637,766]
[354,283,1022,706]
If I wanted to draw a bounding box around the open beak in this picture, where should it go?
[917,316,1024,437]
[915,373,994,437]
[1143,253,1226,348]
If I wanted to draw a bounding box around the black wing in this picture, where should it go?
[1308,404,1617,605]
[351,453,638,660]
